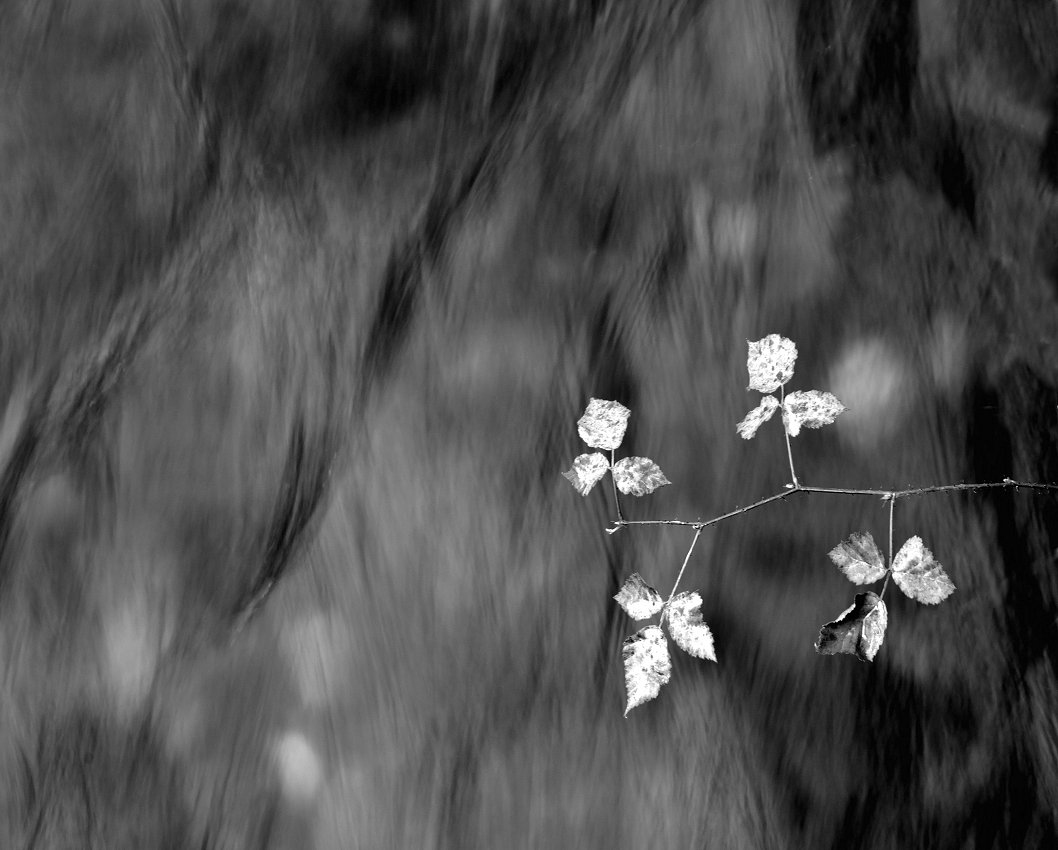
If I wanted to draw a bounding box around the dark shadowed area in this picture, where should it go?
[1,0,1057,847]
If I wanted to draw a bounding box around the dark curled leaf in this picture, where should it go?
[815,591,888,662]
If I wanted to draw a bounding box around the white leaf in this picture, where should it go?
[781,390,846,437]
[747,335,797,393]
[614,573,664,620]
[828,532,887,585]
[561,452,610,496]
[576,398,631,451]
[891,536,955,604]
[815,591,888,662]
[665,591,717,662]
[622,626,671,716]
[736,394,780,440]
[612,457,671,496]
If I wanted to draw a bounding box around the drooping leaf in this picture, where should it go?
[622,626,671,716]
[562,452,610,496]
[815,591,888,662]
[614,573,664,620]
[665,591,717,662]
[891,536,955,604]
[828,531,887,585]
[612,457,671,496]
[576,398,631,451]
[736,394,780,440]
[781,390,846,437]
[747,335,797,394]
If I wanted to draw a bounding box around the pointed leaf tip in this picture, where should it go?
[612,457,671,496]
[815,591,888,662]
[747,335,798,394]
[622,626,671,716]
[614,573,664,620]
[828,532,887,585]
[577,398,631,451]
[891,536,955,604]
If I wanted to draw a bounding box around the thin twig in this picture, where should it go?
[615,490,796,531]
[610,448,624,523]
[798,480,1058,498]
[880,495,895,600]
[880,568,892,599]
[660,526,704,626]
[609,478,1058,532]
[888,496,894,565]
[781,386,799,487]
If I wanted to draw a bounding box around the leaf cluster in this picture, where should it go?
[614,574,716,716]
[562,399,670,498]
[564,335,1036,714]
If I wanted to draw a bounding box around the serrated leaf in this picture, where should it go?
[562,452,610,496]
[614,573,664,620]
[622,625,671,716]
[747,335,798,393]
[576,398,631,451]
[612,457,671,496]
[828,532,887,585]
[665,591,717,661]
[736,394,780,440]
[815,591,888,662]
[781,390,846,437]
[891,536,956,604]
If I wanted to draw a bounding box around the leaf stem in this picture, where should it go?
[880,495,895,600]
[610,448,624,523]
[663,526,704,622]
[781,386,799,487]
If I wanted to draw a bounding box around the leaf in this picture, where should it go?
[622,625,671,716]
[614,573,664,620]
[815,591,888,662]
[612,457,671,496]
[781,390,846,437]
[747,335,797,393]
[828,532,887,585]
[562,452,610,496]
[665,591,717,662]
[891,536,955,604]
[576,398,631,451]
[736,394,780,440]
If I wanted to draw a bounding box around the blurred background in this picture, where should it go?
[1,0,1057,847]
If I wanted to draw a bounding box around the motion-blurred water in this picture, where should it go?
[1,1,1057,847]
